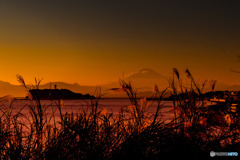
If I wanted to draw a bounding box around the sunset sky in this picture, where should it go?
[0,0,240,86]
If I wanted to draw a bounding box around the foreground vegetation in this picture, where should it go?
[0,69,240,159]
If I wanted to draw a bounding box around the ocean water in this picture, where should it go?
[0,98,175,123]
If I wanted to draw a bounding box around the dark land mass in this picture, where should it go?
[28,89,95,100]
[151,90,240,101]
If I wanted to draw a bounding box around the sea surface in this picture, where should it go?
[0,98,175,122]
[0,98,219,133]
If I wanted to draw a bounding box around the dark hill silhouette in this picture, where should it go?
[0,81,97,97]
[39,82,96,94]
[28,89,95,100]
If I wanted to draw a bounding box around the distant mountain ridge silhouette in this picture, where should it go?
[0,68,239,97]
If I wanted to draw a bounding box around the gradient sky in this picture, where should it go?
[0,0,240,86]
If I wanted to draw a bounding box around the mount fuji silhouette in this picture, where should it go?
[103,68,168,94]
[127,68,166,80]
